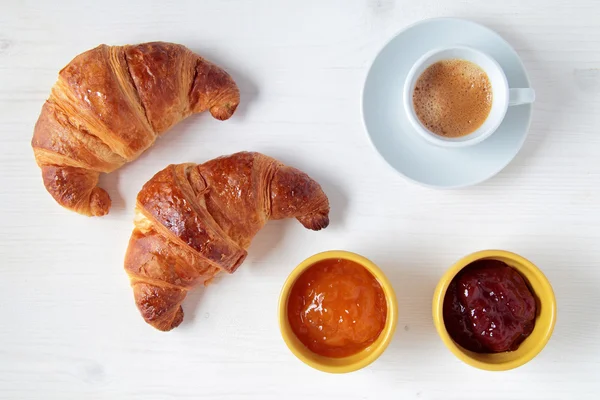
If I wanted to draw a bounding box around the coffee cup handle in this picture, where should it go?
[509,88,536,106]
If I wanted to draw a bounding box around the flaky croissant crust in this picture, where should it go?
[32,42,240,216]
[124,152,330,331]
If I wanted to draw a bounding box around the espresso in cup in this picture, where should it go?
[413,59,492,138]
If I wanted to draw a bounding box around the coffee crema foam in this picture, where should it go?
[413,59,492,138]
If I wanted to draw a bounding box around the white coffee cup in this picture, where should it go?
[403,46,535,148]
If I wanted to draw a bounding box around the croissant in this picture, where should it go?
[124,152,330,331]
[31,42,240,216]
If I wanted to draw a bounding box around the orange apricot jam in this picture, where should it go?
[287,258,387,358]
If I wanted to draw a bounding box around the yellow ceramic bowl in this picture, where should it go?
[432,250,557,371]
[278,250,398,373]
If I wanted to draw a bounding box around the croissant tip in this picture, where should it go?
[314,217,330,231]
[150,306,184,332]
[89,187,111,216]
[298,213,330,231]
[209,101,239,121]
[89,206,110,217]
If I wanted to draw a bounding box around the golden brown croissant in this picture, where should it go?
[124,152,330,331]
[31,42,240,216]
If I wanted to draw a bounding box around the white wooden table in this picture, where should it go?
[1,1,599,398]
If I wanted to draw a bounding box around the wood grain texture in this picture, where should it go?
[1,0,599,399]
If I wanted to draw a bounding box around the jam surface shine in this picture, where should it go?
[287,258,387,358]
[443,259,537,353]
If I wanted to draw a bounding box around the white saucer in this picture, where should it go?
[362,18,533,188]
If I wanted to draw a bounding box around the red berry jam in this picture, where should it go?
[443,259,537,353]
